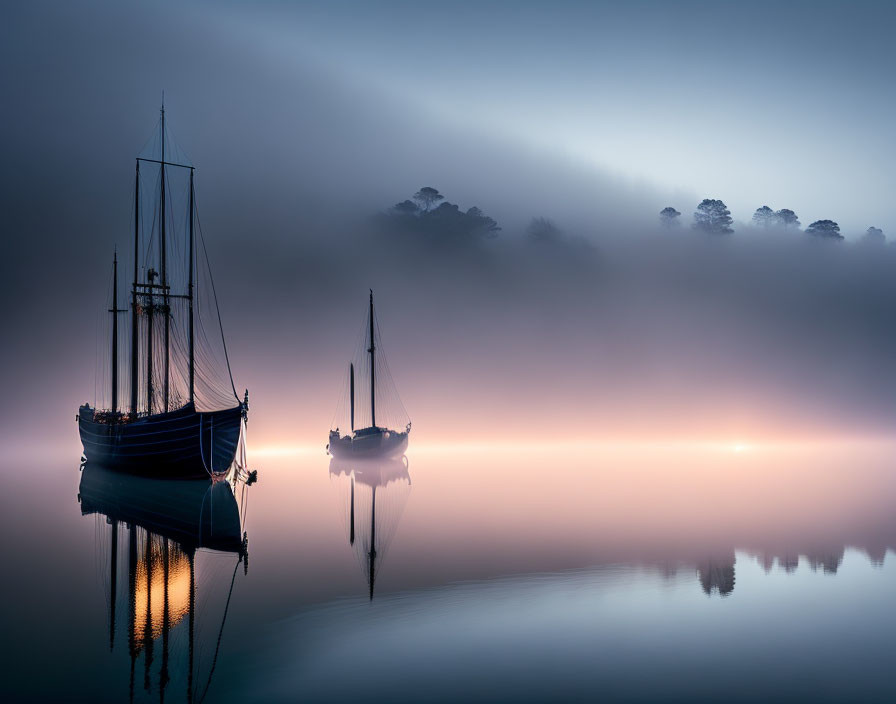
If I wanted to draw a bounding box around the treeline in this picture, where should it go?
[379,188,885,245]
[660,199,886,243]
[379,186,501,240]
[380,189,586,249]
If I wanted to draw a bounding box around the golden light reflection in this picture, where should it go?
[133,539,191,647]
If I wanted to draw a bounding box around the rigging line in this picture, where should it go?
[198,415,214,478]
[331,303,368,429]
[137,115,162,161]
[99,263,116,408]
[142,168,162,266]
[162,165,182,280]
[238,469,250,533]
[138,167,155,273]
[197,554,241,704]
[194,207,239,403]
[373,311,409,422]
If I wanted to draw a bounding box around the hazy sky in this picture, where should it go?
[4,0,894,232]
[209,0,896,233]
[4,0,896,450]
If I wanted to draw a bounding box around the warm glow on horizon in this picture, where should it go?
[249,435,896,459]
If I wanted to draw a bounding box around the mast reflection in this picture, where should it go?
[78,463,249,703]
[329,456,411,600]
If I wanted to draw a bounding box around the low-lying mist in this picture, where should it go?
[219,212,896,447]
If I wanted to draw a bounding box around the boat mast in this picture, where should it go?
[110,250,120,412]
[188,168,195,405]
[368,290,376,428]
[160,101,170,413]
[146,268,154,416]
[130,162,139,416]
[349,363,355,433]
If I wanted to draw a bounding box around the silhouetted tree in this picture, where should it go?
[391,199,419,215]
[413,186,444,212]
[805,219,842,240]
[752,205,775,228]
[381,188,501,241]
[775,209,800,229]
[659,207,681,227]
[693,199,733,234]
[424,202,501,237]
[527,217,562,242]
[863,226,885,244]
[463,206,501,237]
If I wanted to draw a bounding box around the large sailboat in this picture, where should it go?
[328,291,410,459]
[78,104,247,478]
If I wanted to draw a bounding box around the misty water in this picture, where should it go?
[4,440,896,703]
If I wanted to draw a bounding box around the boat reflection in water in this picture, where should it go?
[329,456,411,600]
[78,463,250,703]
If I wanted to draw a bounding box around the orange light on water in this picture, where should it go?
[133,540,191,647]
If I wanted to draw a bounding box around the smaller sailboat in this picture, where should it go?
[328,291,410,459]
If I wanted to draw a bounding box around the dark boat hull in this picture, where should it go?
[328,429,409,459]
[78,403,243,479]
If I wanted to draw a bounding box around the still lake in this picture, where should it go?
[3,440,896,702]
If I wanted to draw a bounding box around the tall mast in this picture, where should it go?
[368,290,376,428]
[188,168,195,405]
[161,101,170,412]
[110,250,120,412]
[146,271,154,416]
[130,162,140,416]
[349,363,355,433]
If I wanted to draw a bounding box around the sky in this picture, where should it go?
[216,0,896,234]
[5,1,895,232]
[3,0,896,451]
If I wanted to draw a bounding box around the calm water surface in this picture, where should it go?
[3,441,896,702]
